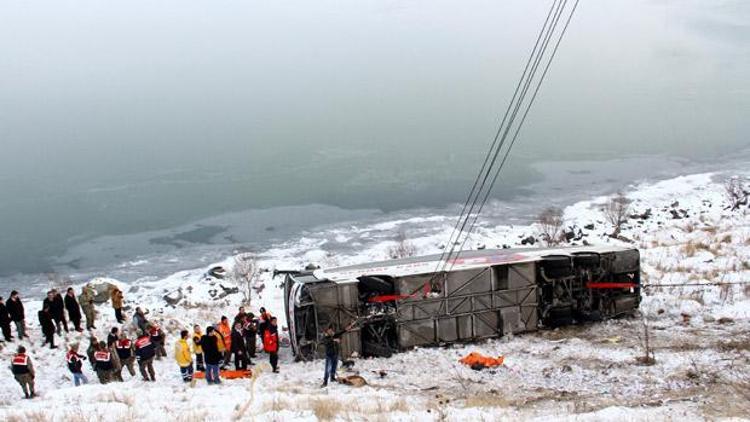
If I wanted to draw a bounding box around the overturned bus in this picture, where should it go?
[283,246,640,361]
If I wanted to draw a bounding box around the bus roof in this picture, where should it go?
[315,245,634,282]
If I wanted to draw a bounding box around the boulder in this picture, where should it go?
[520,235,536,246]
[164,289,183,306]
[85,277,126,304]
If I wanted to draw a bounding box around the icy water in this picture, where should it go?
[0,0,749,287]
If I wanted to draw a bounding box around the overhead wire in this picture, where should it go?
[430,0,562,277]
[435,0,579,277]
[448,0,580,272]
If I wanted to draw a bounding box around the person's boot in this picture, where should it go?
[320,380,328,388]
[24,391,30,399]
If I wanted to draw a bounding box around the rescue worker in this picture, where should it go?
[200,326,221,384]
[192,324,205,372]
[217,316,232,368]
[94,340,115,384]
[7,291,27,339]
[230,321,249,370]
[243,314,257,358]
[257,307,271,339]
[263,317,280,373]
[111,287,125,323]
[66,343,89,386]
[80,286,96,330]
[38,304,57,349]
[0,296,13,342]
[148,323,167,360]
[10,346,35,398]
[135,330,156,381]
[320,322,355,387]
[107,327,120,347]
[64,287,84,332]
[115,333,137,378]
[174,330,194,383]
[132,307,148,332]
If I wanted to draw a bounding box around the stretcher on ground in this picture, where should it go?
[194,369,253,379]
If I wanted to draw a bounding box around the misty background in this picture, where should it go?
[0,0,748,278]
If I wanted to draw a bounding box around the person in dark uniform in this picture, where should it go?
[64,288,83,332]
[11,346,35,398]
[135,330,156,381]
[94,341,115,384]
[115,333,137,379]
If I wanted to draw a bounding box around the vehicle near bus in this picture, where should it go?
[282,246,641,360]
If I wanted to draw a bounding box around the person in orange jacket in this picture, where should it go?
[217,316,232,369]
[263,317,279,373]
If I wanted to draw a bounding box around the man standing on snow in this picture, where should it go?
[132,307,148,332]
[66,343,89,386]
[43,289,68,335]
[10,345,35,399]
[231,321,249,370]
[174,330,194,383]
[111,286,125,323]
[79,286,96,330]
[257,307,271,339]
[201,326,221,384]
[0,296,13,342]
[115,333,136,379]
[38,304,57,349]
[263,317,280,373]
[217,316,232,369]
[64,287,84,332]
[192,325,205,372]
[243,314,257,359]
[320,322,355,387]
[7,291,27,339]
[135,330,156,381]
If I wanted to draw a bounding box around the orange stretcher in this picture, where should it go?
[194,369,253,379]
[459,352,505,369]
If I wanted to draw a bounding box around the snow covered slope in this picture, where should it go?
[1,170,749,421]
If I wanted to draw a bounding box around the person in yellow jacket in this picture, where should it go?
[216,317,232,370]
[111,287,125,323]
[192,325,205,372]
[174,330,193,383]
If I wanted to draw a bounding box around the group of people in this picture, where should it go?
[4,284,283,397]
[177,306,279,385]
[0,286,126,349]
[5,283,353,399]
